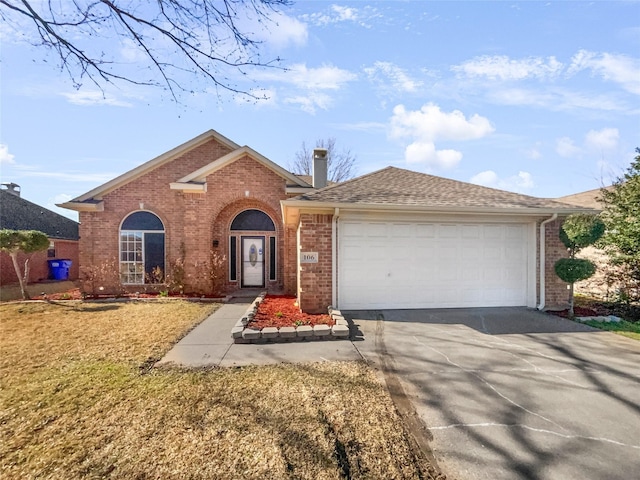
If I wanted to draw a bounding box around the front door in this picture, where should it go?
[241,236,265,287]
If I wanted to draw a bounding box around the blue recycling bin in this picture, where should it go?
[48,259,72,281]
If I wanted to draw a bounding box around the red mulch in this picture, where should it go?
[248,295,334,330]
[547,306,599,318]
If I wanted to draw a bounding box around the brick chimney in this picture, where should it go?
[312,149,328,189]
[1,182,21,197]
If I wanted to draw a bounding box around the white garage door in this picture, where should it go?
[338,220,530,310]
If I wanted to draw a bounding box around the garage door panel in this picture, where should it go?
[339,220,529,310]
[416,224,436,237]
[439,224,459,238]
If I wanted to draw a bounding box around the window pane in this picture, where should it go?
[230,236,237,281]
[122,211,164,231]
[230,209,275,231]
[269,236,276,280]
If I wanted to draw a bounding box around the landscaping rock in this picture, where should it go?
[576,315,622,323]
[231,326,244,339]
[261,327,279,339]
[296,325,313,337]
[331,324,350,337]
[242,328,261,340]
[279,326,297,338]
[313,324,331,336]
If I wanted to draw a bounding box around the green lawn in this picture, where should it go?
[580,318,640,341]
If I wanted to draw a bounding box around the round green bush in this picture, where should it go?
[554,258,597,284]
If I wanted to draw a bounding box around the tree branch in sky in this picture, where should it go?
[0,0,292,100]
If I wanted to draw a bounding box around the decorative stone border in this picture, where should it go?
[231,294,350,344]
[575,315,622,323]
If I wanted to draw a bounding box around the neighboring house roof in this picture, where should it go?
[284,166,594,214]
[0,190,79,240]
[556,186,612,209]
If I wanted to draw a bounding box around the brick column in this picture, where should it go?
[298,213,333,313]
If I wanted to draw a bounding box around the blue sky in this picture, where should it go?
[1,1,639,221]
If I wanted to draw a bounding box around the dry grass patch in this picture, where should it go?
[1,301,441,480]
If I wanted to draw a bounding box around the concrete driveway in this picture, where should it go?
[347,307,640,480]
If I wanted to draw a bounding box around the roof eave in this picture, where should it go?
[169,182,207,193]
[58,201,104,212]
[281,200,597,216]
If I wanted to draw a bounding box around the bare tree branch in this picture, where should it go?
[291,138,357,183]
[0,0,291,100]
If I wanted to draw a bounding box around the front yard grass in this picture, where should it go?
[580,318,640,341]
[1,301,439,480]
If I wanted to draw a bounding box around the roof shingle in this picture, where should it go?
[0,190,79,240]
[292,167,588,211]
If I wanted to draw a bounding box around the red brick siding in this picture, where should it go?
[78,139,297,295]
[0,239,78,286]
[298,213,333,314]
[541,218,570,309]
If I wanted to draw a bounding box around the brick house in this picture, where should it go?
[1,184,79,286]
[60,129,592,312]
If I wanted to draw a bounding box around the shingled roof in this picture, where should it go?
[0,190,79,240]
[556,186,612,210]
[288,167,590,212]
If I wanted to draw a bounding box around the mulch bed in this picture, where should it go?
[547,306,599,319]
[247,295,334,329]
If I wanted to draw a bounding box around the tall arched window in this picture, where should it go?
[120,211,165,284]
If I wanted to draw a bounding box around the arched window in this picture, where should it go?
[119,211,165,284]
[231,209,275,231]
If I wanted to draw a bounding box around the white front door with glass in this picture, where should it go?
[241,236,265,287]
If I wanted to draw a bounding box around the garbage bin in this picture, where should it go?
[48,259,72,281]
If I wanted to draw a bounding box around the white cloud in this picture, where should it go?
[525,147,542,160]
[258,12,308,49]
[453,55,563,80]
[364,61,423,93]
[12,165,115,183]
[569,50,640,95]
[120,38,148,63]
[470,170,534,192]
[390,103,493,169]
[390,103,494,142]
[585,127,619,151]
[258,63,356,91]
[284,93,332,115]
[0,144,15,164]
[303,4,372,27]
[405,142,462,169]
[288,64,357,90]
[556,137,581,158]
[61,91,133,107]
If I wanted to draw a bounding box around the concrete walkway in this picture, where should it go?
[156,299,363,367]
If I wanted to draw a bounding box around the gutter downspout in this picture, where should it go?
[537,213,558,310]
[332,207,340,308]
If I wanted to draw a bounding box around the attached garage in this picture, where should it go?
[282,166,592,313]
[338,217,535,309]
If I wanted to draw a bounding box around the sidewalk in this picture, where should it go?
[156,299,364,367]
